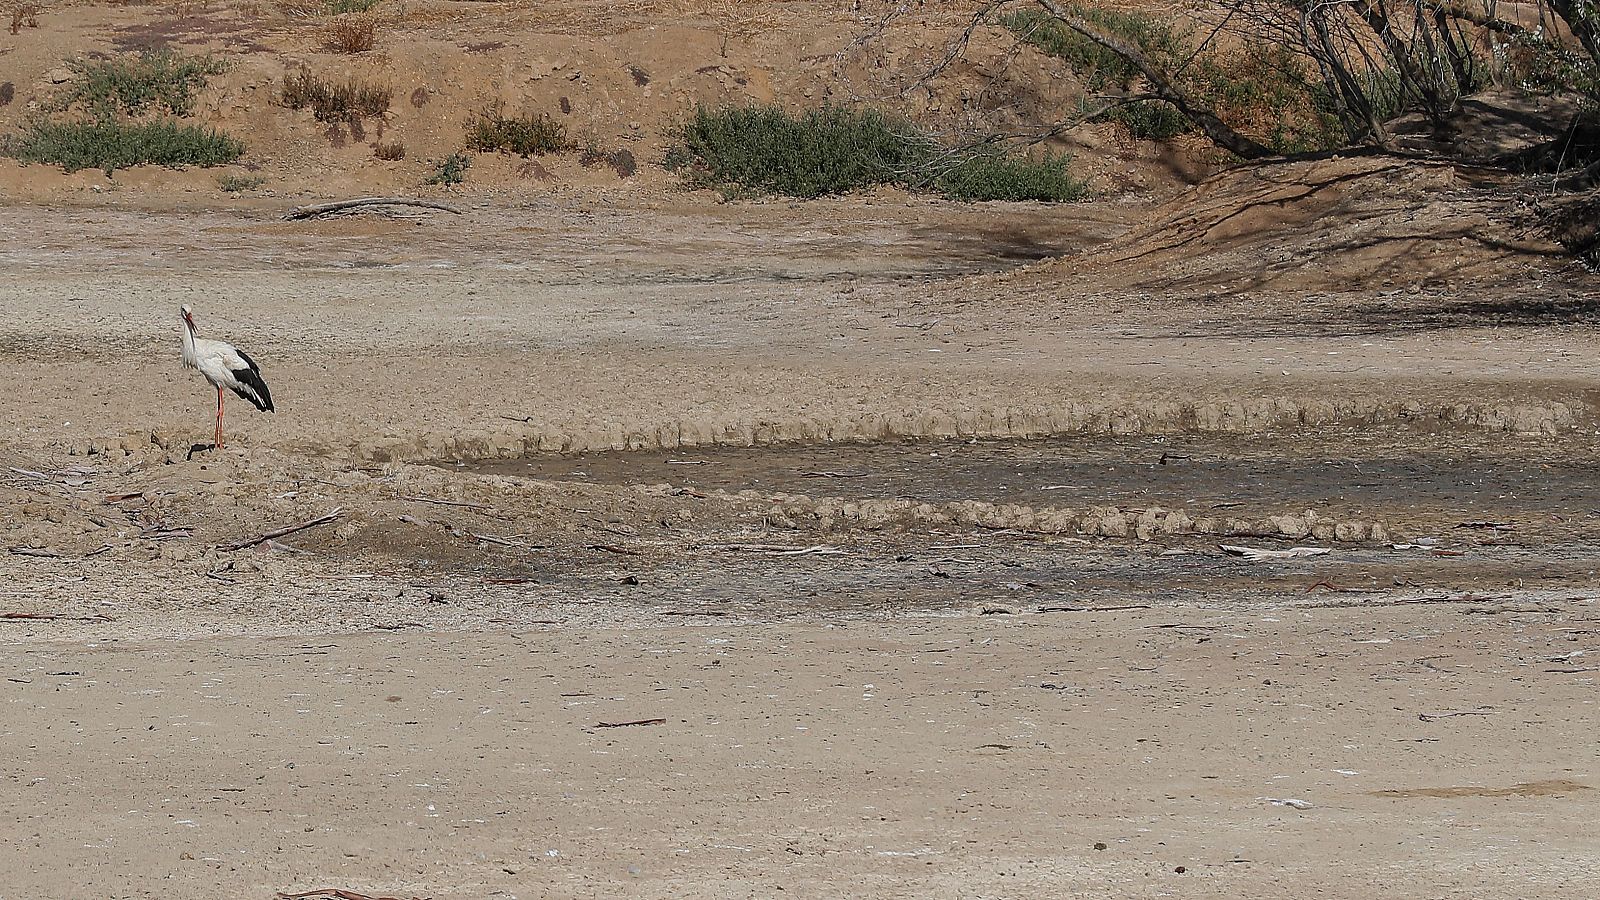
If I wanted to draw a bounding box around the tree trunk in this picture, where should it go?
[1033,0,1275,158]
[1546,0,1600,68]
[1308,7,1388,143]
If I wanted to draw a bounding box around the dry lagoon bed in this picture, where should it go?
[2,181,1599,898]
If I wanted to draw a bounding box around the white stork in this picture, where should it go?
[179,304,274,448]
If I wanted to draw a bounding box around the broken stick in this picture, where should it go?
[218,507,344,552]
[284,197,463,220]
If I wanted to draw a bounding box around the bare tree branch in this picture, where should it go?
[1033,0,1276,158]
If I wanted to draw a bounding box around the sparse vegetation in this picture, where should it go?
[324,13,376,53]
[1002,6,1343,153]
[373,141,405,160]
[3,118,245,174]
[668,104,1085,202]
[934,151,1086,203]
[54,50,230,119]
[10,2,38,35]
[1001,6,1184,93]
[669,105,932,199]
[467,107,570,156]
[425,152,470,186]
[580,144,637,177]
[281,70,390,125]
[325,0,380,13]
[217,172,267,192]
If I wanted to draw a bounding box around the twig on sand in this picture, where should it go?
[1,611,115,622]
[8,547,62,558]
[283,196,463,220]
[711,544,847,556]
[1393,592,1512,605]
[589,544,641,555]
[400,495,494,512]
[276,889,425,900]
[799,470,869,478]
[595,718,667,728]
[1220,544,1331,561]
[471,532,547,549]
[1036,604,1151,613]
[1418,707,1496,722]
[218,508,343,552]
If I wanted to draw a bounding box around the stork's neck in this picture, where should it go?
[180,318,198,365]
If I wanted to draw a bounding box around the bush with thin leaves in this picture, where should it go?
[324,14,376,53]
[466,108,569,156]
[55,50,229,118]
[668,104,1086,202]
[1003,6,1351,153]
[425,152,469,185]
[671,105,933,199]
[3,118,244,174]
[218,172,267,192]
[935,151,1086,202]
[1001,6,1185,92]
[281,70,390,124]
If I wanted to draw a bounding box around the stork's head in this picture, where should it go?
[180,304,195,331]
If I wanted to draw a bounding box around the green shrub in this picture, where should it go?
[1004,6,1357,153]
[280,70,390,124]
[935,151,1086,202]
[1103,100,1191,140]
[1001,6,1186,91]
[325,0,380,13]
[217,172,266,192]
[673,104,933,198]
[3,118,245,173]
[425,152,470,185]
[466,108,569,156]
[669,104,1085,202]
[54,50,229,118]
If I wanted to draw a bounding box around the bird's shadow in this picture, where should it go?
[185,443,219,460]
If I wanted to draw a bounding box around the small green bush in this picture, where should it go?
[466,108,569,156]
[217,172,267,192]
[1102,100,1191,140]
[935,151,1086,202]
[425,152,470,185]
[1001,6,1185,91]
[281,70,390,124]
[55,50,229,118]
[670,104,1085,202]
[674,104,932,199]
[325,0,380,13]
[3,118,245,173]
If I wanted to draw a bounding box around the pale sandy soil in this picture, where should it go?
[3,608,1596,900]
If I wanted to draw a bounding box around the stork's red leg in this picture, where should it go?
[215,386,225,449]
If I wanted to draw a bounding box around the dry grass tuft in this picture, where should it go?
[9,3,39,35]
[323,13,376,53]
[372,140,404,160]
[281,69,390,123]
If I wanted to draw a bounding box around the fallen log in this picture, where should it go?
[284,197,463,220]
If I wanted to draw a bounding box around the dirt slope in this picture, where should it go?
[0,0,1191,201]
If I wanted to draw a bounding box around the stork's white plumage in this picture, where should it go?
[179,304,274,448]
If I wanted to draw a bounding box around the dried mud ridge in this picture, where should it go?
[64,393,1584,463]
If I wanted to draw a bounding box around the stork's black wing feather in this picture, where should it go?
[229,348,275,412]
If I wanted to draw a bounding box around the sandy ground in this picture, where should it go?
[4,164,1600,897]
[4,608,1597,900]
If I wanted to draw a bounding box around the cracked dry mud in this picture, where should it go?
[3,187,1599,899]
